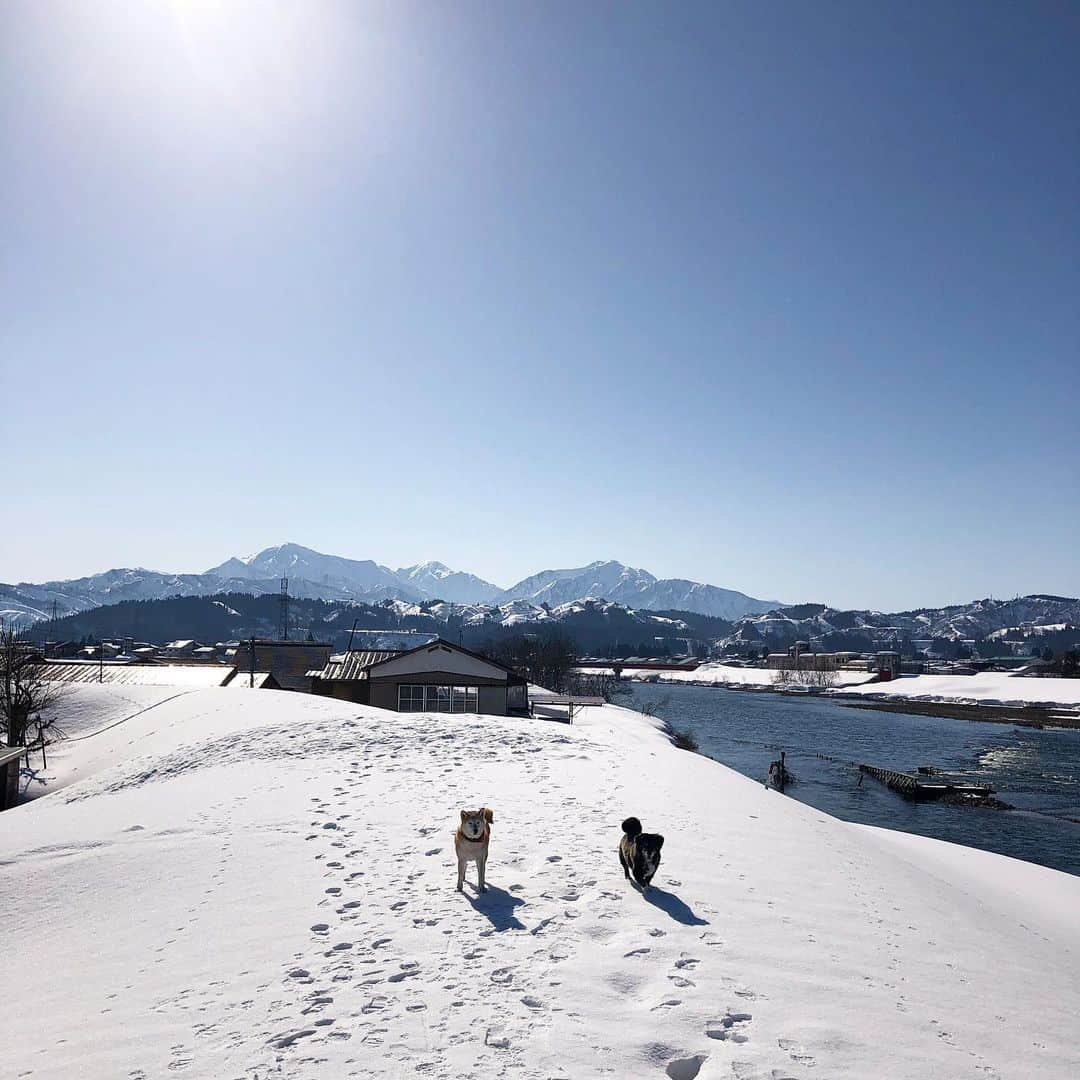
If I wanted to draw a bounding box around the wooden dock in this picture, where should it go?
[859,763,994,802]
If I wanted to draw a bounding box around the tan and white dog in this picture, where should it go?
[455,808,494,893]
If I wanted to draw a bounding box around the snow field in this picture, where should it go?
[1,687,1078,1078]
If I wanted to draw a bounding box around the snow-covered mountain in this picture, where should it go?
[4,545,777,626]
[205,543,413,600]
[720,594,1080,653]
[497,560,778,620]
[395,562,502,605]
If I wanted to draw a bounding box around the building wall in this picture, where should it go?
[234,642,331,692]
[372,643,509,682]
[366,677,508,715]
[477,685,507,715]
[369,682,398,711]
[312,680,370,704]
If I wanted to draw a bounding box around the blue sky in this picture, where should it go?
[2,1,1077,610]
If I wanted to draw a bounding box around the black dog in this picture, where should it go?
[619,816,664,889]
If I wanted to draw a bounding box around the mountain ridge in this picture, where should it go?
[1,543,777,626]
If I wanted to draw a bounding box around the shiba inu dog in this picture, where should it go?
[455,808,494,893]
[619,816,664,890]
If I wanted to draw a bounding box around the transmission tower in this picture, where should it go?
[279,576,290,640]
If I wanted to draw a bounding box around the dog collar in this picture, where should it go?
[461,831,488,843]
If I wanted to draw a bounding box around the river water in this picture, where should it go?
[627,682,1080,877]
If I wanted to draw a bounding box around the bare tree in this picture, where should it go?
[771,654,838,689]
[1,625,67,756]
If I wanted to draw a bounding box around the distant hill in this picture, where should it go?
[722,595,1080,657]
[38,592,731,658]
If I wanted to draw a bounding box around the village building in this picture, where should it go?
[231,639,332,692]
[162,639,200,659]
[309,638,528,716]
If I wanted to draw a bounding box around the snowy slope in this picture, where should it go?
[2,688,1078,1078]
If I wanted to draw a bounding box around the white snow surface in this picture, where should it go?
[2,688,1078,1079]
[841,672,1080,709]
[651,663,876,690]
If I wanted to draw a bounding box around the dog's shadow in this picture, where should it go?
[634,882,709,926]
[465,885,526,931]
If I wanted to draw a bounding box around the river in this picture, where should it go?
[626,681,1080,877]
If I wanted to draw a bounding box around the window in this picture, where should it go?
[425,685,452,712]
[397,684,479,713]
[398,685,426,711]
[452,686,478,713]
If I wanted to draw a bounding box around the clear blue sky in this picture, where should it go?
[2,1,1077,610]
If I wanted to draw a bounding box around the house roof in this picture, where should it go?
[309,650,401,681]
[309,639,524,683]
[41,662,232,687]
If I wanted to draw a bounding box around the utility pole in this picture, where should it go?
[249,634,256,689]
[279,577,290,641]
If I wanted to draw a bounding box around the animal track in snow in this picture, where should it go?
[665,1054,708,1080]
[778,1036,816,1065]
[706,1010,752,1043]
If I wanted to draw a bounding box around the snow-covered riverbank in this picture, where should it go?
[607,662,1080,712]
[2,686,1078,1078]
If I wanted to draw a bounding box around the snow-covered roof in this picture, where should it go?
[41,662,232,687]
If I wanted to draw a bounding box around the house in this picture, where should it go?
[231,639,332,692]
[309,639,528,716]
[162,640,200,659]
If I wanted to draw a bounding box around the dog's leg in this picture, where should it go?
[618,846,630,880]
[457,858,465,892]
[477,855,487,893]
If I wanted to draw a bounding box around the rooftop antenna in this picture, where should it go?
[279,576,290,641]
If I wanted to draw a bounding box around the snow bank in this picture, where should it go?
[655,662,876,690]
[21,683,208,802]
[841,672,1080,709]
[2,689,1077,1079]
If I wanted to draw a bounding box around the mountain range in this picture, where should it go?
[721,595,1080,655]
[0,543,778,627]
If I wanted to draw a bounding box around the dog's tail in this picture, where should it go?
[621,816,643,838]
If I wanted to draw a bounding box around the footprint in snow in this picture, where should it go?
[706,1011,752,1043]
[665,1054,708,1080]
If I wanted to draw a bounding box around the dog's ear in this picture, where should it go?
[656,835,665,849]
[483,808,493,824]
[460,810,468,821]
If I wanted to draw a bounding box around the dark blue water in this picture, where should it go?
[628,682,1080,877]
